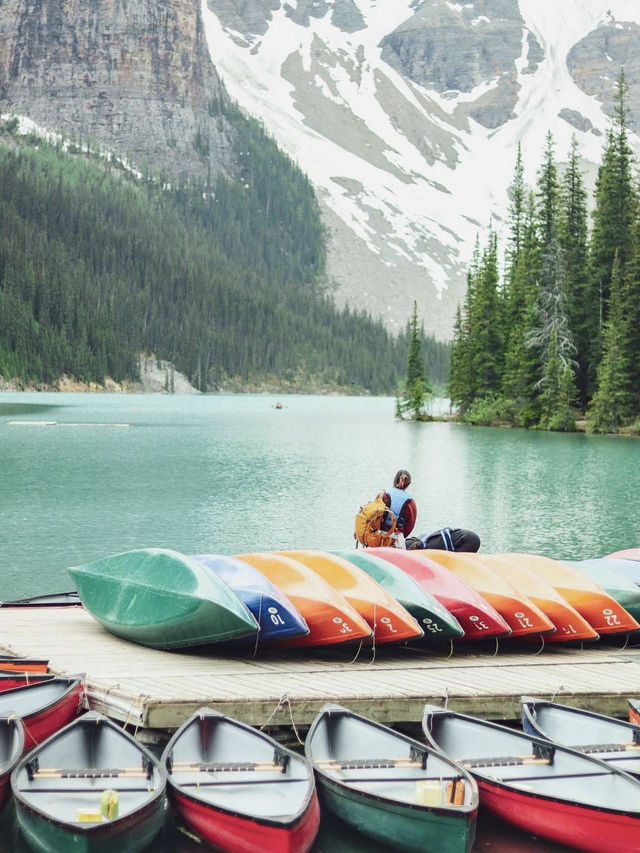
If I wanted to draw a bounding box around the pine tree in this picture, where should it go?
[587,252,633,432]
[469,229,503,398]
[397,301,432,419]
[558,136,590,408]
[536,131,560,249]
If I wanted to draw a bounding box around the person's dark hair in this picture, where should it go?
[393,469,411,489]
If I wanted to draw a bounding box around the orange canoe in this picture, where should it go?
[278,550,423,644]
[500,553,640,637]
[0,658,49,674]
[366,548,511,640]
[234,552,372,648]
[476,554,598,643]
[416,551,556,639]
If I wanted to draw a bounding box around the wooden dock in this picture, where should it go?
[3,607,640,737]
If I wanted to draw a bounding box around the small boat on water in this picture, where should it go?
[476,553,599,643]
[0,676,84,750]
[162,707,319,853]
[68,548,259,650]
[0,657,49,674]
[330,550,464,642]
[12,710,166,853]
[193,553,310,644]
[0,715,24,809]
[499,553,640,637]
[305,703,478,853]
[278,550,424,645]
[418,551,556,639]
[234,552,373,647]
[367,548,511,640]
[422,705,640,852]
[0,673,53,692]
[520,696,640,778]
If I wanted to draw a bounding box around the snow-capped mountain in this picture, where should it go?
[202,0,640,338]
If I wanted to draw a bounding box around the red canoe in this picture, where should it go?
[234,553,373,647]
[629,699,640,728]
[416,551,556,639]
[0,672,54,692]
[0,715,24,808]
[0,676,84,750]
[500,553,640,637]
[162,708,320,853]
[278,550,424,644]
[366,548,512,640]
[476,554,599,643]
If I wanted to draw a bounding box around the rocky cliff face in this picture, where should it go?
[0,0,234,181]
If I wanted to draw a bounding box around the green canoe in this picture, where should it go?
[330,550,464,641]
[306,703,477,853]
[68,548,259,649]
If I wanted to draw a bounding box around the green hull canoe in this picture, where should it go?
[68,548,259,649]
[330,550,464,641]
[306,704,477,853]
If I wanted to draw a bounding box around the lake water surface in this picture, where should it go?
[1,391,638,600]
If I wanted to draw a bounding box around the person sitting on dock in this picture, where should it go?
[380,469,417,547]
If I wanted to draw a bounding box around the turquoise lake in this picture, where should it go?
[1,390,639,601]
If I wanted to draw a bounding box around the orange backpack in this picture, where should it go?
[354,493,396,547]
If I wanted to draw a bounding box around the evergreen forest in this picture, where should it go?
[0,107,448,395]
[449,71,640,434]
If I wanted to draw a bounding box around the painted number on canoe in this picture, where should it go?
[422,618,443,633]
[514,611,534,629]
[468,615,491,631]
[267,606,285,626]
[379,616,397,633]
[332,616,353,634]
[603,608,620,626]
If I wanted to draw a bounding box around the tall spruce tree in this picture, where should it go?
[396,301,432,419]
[469,228,503,398]
[587,252,633,432]
[558,136,590,408]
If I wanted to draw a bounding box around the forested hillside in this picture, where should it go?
[449,72,640,434]
[0,109,448,393]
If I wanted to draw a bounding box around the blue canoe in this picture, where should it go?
[193,554,310,644]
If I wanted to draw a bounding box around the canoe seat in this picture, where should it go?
[461,754,550,769]
[28,759,155,781]
[578,742,640,754]
[316,756,424,771]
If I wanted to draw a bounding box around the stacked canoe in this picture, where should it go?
[64,545,640,652]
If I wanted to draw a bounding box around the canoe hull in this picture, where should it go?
[171,787,320,853]
[475,775,640,853]
[316,773,475,853]
[0,677,85,750]
[0,716,24,809]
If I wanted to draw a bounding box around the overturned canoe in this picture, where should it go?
[0,591,81,607]
[193,553,310,644]
[234,553,373,647]
[521,696,640,778]
[162,708,319,853]
[278,550,424,644]
[605,548,640,561]
[0,672,53,692]
[422,705,640,853]
[330,550,464,641]
[476,553,598,643]
[568,559,640,624]
[306,703,478,853]
[367,548,511,640]
[68,548,259,650]
[0,676,84,750]
[0,715,24,809]
[0,657,49,674]
[500,553,640,637]
[12,710,166,853]
[418,551,556,639]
